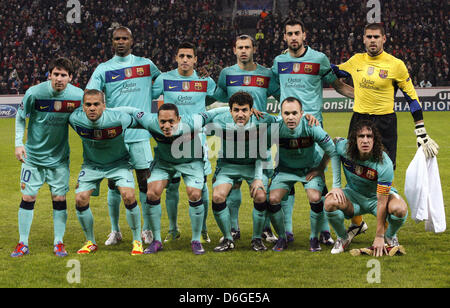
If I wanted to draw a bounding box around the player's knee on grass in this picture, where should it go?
[269,189,285,205]
[187,187,202,202]
[306,189,321,204]
[120,189,136,205]
[147,189,162,202]
[212,188,228,204]
[136,169,150,193]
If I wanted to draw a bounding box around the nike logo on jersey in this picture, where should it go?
[39,105,49,110]
[229,80,238,84]
[281,67,289,71]
[111,75,121,80]
[169,86,177,89]
[356,69,363,72]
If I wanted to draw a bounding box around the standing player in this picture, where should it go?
[69,89,143,255]
[324,120,408,256]
[152,42,216,244]
[332,23,438,241]
[213,34,280,243]
[271,19,354,246]
[86,26,161,246]
[123,103,228,255]
[12,57,83,257]
[268,97,341,252]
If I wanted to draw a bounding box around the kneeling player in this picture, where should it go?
[324,120,408,256]
[70,90,143,255]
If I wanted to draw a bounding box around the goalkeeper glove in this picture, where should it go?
[415,124,439,158]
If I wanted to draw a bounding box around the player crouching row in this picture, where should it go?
[12,87,408,257]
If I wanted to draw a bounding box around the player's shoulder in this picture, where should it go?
[255,64,272,75]
[66,83,84,96]
[380,151,394,170]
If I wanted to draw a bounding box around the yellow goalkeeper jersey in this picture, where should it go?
[338,51,420,115]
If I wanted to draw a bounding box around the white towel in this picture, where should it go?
[404,148,446,233]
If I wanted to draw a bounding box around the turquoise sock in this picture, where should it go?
[268,206,286,239]
[18,208,34,246]
[165,181,180,232]
[76,207,96,244]
[146,200,162,242]
[202,183,209,232]
[107,188,121,232]
[213,205,232,240]
[281,194,295,233]
[138,191,149,231]
[227,187,241,230]
[309,210,321,239]
[189,199,204,242]
[252,203,266,239]
[53,209,67,245]
[386,212,408,238]
[126,203,142,242]
[325,210,347,240]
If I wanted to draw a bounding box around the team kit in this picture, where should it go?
[11,21,439,258]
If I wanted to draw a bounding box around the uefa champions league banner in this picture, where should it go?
[1,88,450,118]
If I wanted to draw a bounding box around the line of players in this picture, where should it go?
[12,19,438,258]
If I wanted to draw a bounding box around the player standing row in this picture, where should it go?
[12,19,438,258]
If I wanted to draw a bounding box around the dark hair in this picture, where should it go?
[158,103,179,117]
[112,26,133,39]
[234,34,255,47]
[347,120,384,163]
[48,57,74,76]
[177,41,197,56]
[284,18,305,33]
[364,23,385,36]
[83,89,105,103]
[281,96,303,111]
[228,91,253,109]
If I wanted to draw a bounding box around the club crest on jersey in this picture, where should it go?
[293,63,301,73]
[94,130,102,139]
[107,129,117,138]
[379,70,388,79]
[304,64,313,73]
[125,68,133,78]
[256,77,265,86]
[194,82,203,91]
[67,102,76,112]
[367,67,374,75]
[54,101,62,111]
[182,81,190,91]
[243,76,251,85]
[366,169,376,180]
[136,67,145,76]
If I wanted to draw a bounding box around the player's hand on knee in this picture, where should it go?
[250,179,265,199]
[305,168,324,181]
[15,146,27,163]
[415,124,439,158]
[325,188,346,205]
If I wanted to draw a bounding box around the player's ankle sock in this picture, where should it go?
[281,194,294,233]
[165,180,180,232]
[76,205,96,244]
[189,199,204,242]
[325,210,348,240]
[212,201,232,240]
[107,188,121,232]
[202,183,209,232]
[18,200,35,246]
[145,199,162,242]
[385,212,408,239]
[52,200,67,245]
[268,203,286,239]
[138,191,149,230]
[351,215,363,227]
[227,187,241,231]
[252,201,267,239]
[125,202,142,242]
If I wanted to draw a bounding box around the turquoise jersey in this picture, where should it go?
[213,64,280,112]
[86,54,161,142]
[334,138,394,198]
[69,108,138,168]
[152,69,216,115]
[130,107,228,165]
[15,81,84,168]
[271,47,337,122]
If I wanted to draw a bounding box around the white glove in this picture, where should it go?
[415,124,439,158]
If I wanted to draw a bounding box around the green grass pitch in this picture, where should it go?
[0,112,448,288]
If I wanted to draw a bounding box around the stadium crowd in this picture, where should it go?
[0,0,448,95]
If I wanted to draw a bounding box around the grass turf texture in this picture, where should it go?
[0,112,448,288]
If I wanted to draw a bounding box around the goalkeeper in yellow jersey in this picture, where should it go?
[332,23,438,241]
